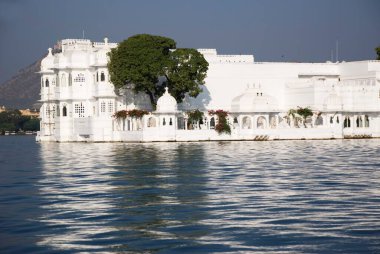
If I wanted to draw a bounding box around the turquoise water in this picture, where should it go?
[0,136,379,253]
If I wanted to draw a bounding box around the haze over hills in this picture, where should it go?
[0,57,43,110]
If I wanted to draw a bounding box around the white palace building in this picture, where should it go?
[37,38,380,142]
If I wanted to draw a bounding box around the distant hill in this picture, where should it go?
[0,57,43,109]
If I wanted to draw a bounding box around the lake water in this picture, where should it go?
[0,136,379,253]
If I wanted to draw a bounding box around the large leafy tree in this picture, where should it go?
[166,48,209,102]
[108,34,208,107]
[108,34,176,106]
[376,46,380,60]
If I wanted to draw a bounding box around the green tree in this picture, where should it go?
[0,110,26,132]
[23,118,40,131]
[108,34,176,106]
[108,34,209,107]
[166,48,209,102]
[186,109,204,129]
[376,46,380,60]
[0,122,16,132]
[296,107,313,127]
[0,110,37,132]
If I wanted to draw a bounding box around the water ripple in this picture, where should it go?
[0,137,380,253]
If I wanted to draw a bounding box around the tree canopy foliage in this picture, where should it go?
[166,48,209,102]
[186,109,204,123]
[296,107,313,120]
[287,107,313,128]
[208,110,231,135]
[376,46,380,60]
[0,110,39,133]
[108,34,209,107]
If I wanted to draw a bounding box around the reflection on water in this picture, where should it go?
[1,137,380,253]
[37,142,220,253]
[37,142,119,251]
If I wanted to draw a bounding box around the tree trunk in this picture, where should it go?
[147,91,156,110]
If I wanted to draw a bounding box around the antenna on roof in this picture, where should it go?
[336,40,339,62]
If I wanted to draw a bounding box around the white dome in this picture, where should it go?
[231,86,279,112]
[41,48,54,71]
[323,90,342,111]
[156,87,177,113]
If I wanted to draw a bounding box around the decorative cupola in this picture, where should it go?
[40,48,54,71]
[156,87,178,113]
[231,84,279,112]
[154,87,178,133]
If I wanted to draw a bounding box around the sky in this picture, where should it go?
[0,0,379,84]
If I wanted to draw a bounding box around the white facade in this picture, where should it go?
[37,38,380,142]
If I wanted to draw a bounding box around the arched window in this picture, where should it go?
[365,115,370,127]
[61,74,66,87]
[45,79,49,87]
[315,116,323,126]
[163,117,166,126]
[96,72,99,82]
[62,106,67,117]
[233,117,238,124]
[270,116,277,128]
[330,116,333,124]
[344,116,351,128]
[257,116,266,129]
[68,73,72,86]
[52,105,56,118]
[148,117,156,127]
[356,116,363,128]
[169,118,173,126]
[177,117,185,129]
[242,116,252,129]
[210,117,215,129]
[100,72,105,81]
